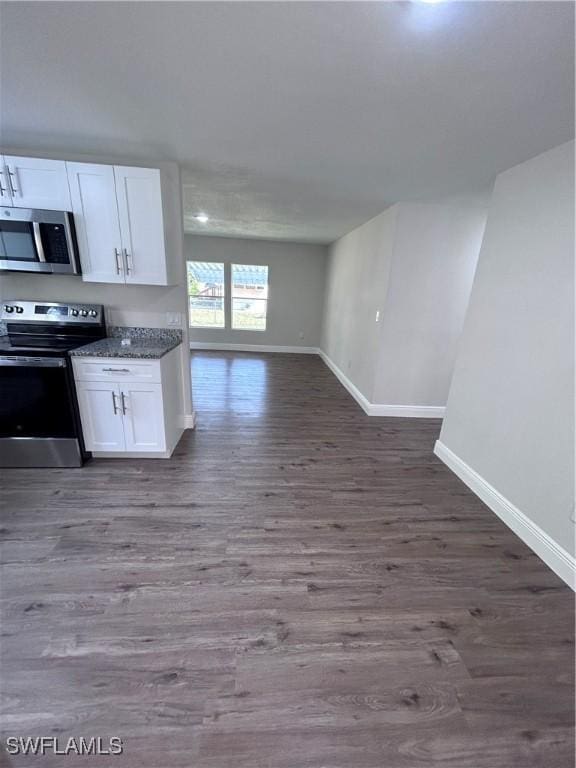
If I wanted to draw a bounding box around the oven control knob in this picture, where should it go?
[4,305,14,313]
[70,308,79,317]
[15,306,23,313]
[89,310,98,318]
[80,309,88,317]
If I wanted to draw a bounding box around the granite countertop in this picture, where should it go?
[69,326,182,360]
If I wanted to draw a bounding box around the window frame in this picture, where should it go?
[187,259,270,333]
[187,260,226,329]
[231,263,269,332]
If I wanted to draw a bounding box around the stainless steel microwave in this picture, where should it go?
[0,207,81,275]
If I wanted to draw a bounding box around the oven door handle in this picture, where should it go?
[0,356,66,367]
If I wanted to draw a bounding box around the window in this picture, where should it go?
[232,264,268,331]
[187,261,269,331]
[187,261,225,328]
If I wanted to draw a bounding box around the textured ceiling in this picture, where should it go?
[1,1,573,243]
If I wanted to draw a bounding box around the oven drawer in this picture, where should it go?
[72,357,161,383]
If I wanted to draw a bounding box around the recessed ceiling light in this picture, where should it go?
[194,213,209,224]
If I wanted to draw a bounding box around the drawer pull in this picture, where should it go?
[102,367,131,373]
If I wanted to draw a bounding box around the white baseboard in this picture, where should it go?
[93,450,173,459]
[190,342,320,354]
[179,412,196,429]
[319,350,372,414]
[434,440,576,589]
[319,351,445,418]
[369,403,446,418]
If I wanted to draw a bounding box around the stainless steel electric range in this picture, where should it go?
[0,300,106,467]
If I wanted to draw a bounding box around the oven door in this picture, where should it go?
[0,208,81,274]
[0,356,86,467]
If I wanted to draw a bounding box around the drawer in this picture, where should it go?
[72,357,161,383]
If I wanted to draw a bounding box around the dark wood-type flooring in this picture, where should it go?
[1,351,574,767]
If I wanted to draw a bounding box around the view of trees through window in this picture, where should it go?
[187,262,268,331]
[187,262,225,328]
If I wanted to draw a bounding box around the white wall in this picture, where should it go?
[185,235,327,349]
[321,200,487,409]
[437,141,575,570]
[321,207,397,399]
[373,202,487,406]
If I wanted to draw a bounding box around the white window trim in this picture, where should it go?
[188,260,269,332]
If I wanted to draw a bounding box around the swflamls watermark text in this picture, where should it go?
[4,736,123,756]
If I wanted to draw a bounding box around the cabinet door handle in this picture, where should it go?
[123,248,133,275]
[111,391,120,415]
[6,166,18,196]
[114,248,123,275]
[120,391,128,415]
[103,367,130,373]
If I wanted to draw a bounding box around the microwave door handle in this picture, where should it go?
[62,212,81,274]
[32,221,47,263]
[0,169,7,197]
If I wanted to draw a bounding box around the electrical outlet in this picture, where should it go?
[299,331,305,340]
[166,312,182,327]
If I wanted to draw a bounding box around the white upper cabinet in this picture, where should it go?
[67,162,125,284]
[0,153,180,286]
[2,156,72,211]
[66,162,172,286]
[114,166,167,286]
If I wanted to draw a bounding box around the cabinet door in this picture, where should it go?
[120,383,166,452]
[67,162,125,283]
[76,382,126,452]
[0,157,13,205]
[3,156,72,210]
[114,166,167,286]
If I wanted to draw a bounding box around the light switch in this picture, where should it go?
[166,312,182,327]
[375,310,380,322]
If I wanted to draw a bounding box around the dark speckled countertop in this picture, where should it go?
[69,326,182,360]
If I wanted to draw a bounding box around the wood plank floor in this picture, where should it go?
[0,351,574,767]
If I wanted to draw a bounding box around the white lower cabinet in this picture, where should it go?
[73,352,182,456]
[121,383,165,452]
[76,382,127,452]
